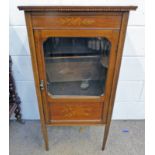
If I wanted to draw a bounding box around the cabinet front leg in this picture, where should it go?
[41,123,49,151]
[102,123,110,151]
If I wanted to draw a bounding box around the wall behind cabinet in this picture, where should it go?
[9,0,145,120]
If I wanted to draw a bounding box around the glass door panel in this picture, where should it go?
[43,37,111,96]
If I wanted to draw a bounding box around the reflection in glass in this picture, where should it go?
[43,37,111,96]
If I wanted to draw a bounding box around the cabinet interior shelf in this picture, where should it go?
[45,55,109,69]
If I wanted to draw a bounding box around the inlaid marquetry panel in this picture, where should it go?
[60,17,95,26]
[49,101,103,121]
[32,15,122,29]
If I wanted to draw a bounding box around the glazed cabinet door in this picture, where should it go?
[34,29,119,125]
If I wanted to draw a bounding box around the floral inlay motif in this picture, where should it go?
[62,104,93,118]
[60,17,95,26]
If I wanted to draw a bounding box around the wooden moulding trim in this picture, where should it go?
[18,6,137,12]
[48,120,104,126]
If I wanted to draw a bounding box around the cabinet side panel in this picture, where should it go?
[24,12,49,150]
[106,12,129,124]
[24,12,46,123]
[102,12,129,151]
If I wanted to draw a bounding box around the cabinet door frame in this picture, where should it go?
[34,29,119,124]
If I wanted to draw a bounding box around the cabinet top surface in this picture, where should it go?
[18,6,137,12]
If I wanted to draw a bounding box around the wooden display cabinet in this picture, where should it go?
[18,6,137,151]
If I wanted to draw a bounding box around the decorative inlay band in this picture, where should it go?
[60,17,95,26]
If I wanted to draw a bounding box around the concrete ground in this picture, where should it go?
[9,120,144,155]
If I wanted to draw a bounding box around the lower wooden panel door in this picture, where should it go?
[49,101,103,123]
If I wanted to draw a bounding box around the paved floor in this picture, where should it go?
[9,120,144,155]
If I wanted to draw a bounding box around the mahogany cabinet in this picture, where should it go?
[18,6,137,150]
